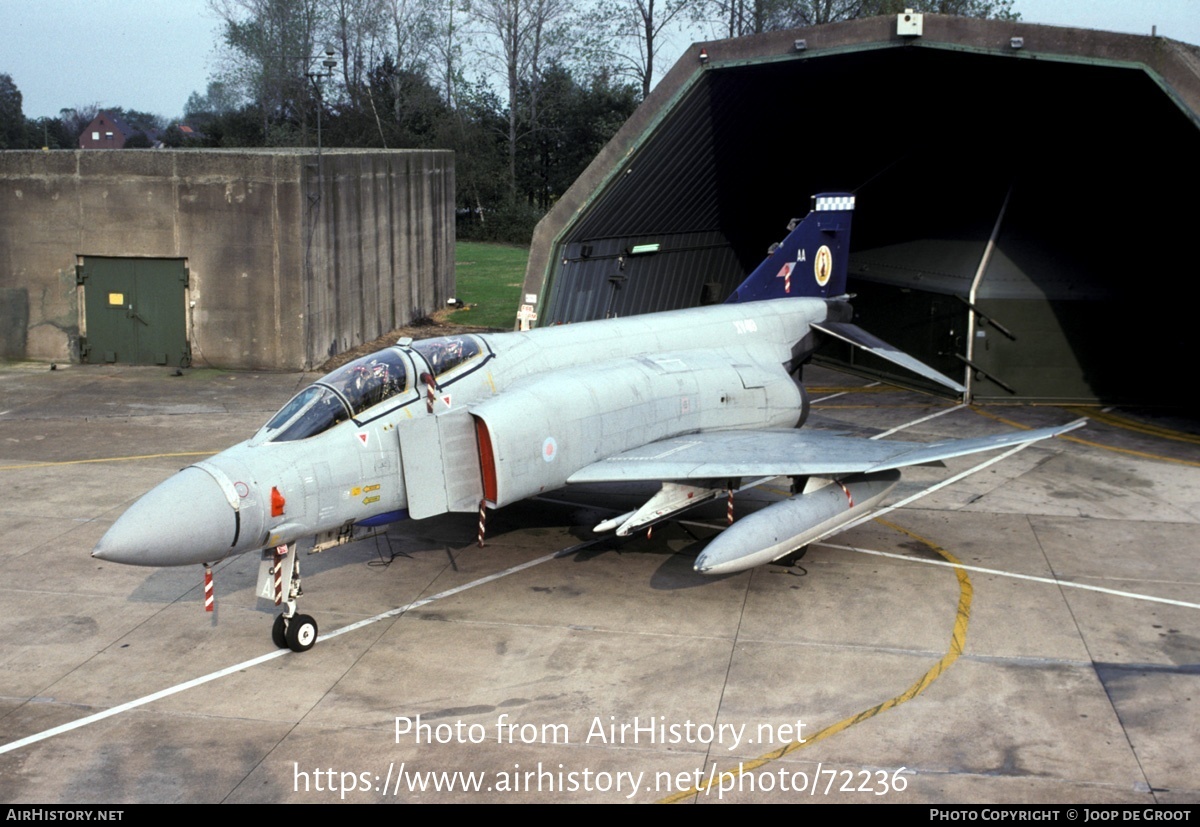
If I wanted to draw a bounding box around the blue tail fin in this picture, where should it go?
[726,193,855,304]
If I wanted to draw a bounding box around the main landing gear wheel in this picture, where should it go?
[272,614,289,649]
[285,614,318,652]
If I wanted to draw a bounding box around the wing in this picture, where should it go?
[567,421,1083,484]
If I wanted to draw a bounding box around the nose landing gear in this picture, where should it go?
[259,543,320,652]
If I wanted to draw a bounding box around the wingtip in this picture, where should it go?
[1058,417,1089,435]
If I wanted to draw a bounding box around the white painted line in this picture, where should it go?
[0,550,562,756]
[793,441,1040,555]
[320,551,560,642]
[0,651,291,756]
[849,441,1034,529]
[871,404,967,439]
[810,381,881,404]
[820,542,1200,610]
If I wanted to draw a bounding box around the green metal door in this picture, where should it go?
[79,258,189,366]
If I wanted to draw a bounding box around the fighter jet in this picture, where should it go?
[93,194,1080,651]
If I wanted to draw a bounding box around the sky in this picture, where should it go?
[2,0,1199,121]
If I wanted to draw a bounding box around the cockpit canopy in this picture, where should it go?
[255,335,487,443]
[412,335,482,378]
[258,349,409,442]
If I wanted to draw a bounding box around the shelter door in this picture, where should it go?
[80,258,189,366]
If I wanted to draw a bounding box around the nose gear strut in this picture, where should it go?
[259,543,318,652]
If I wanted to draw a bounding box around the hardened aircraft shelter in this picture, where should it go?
[521,14,1200,403]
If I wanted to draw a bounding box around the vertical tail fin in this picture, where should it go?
[726,193,855,304]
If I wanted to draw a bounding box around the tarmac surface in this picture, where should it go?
[1,360,1198,804]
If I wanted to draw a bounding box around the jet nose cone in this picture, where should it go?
[93,468,239,566]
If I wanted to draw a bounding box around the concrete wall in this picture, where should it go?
[0,148,453,370]
[306,151,454,366]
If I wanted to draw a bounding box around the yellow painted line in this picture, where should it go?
[658,520,972,803]
[971,408,1200,468]
[1058,436,1200,467]
[0,451,216,471]
[1063,406,1200,446]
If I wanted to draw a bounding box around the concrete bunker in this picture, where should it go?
[1,149,454,371]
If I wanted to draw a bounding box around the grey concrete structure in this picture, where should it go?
[522,14,1200,404]
[1,361,1198,803]
[0,149,453,370]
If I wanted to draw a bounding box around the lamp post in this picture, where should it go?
[306,45,338,203]
[302,46,338,368]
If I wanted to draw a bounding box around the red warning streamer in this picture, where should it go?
[422,373,437,413]
[838,482,854,508]
[477,500,487,548]
[273,546,287,605]
[204,567,214,612]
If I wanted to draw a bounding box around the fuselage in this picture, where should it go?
[92,297,845,568]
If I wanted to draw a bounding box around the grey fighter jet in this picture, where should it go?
[93,194,1080,651]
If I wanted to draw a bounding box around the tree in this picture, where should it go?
[185,80,243,120]
[209,0,328,142]
[517,64,638,210]
[359,55,450,146]
[107,107,166,133]
[384,0,441,78]
[591,0,700,97]
[469,0,575,198]
[329,0,390,111]
[123,132,154,149]
[0,74,26,148]
[24,116,72,149]
[197,104,273,147]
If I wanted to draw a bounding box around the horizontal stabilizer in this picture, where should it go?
[566,420,1084,484]
[813,320,966,393]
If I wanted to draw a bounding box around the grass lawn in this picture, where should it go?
[448,241,530,330]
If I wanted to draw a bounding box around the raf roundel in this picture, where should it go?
[814,245,833,287]
[542,436,558,463]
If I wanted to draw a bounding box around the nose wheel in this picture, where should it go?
[273,612,318,652]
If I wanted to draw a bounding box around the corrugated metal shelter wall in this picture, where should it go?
[545,232,741,323]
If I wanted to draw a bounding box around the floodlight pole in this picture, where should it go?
[306,46,338,205]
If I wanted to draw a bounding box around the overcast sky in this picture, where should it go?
[2,0,1198,120]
